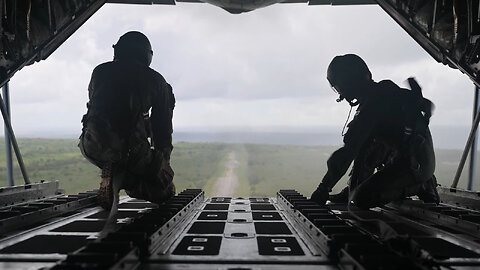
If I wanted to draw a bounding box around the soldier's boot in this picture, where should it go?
[417,175,440,204]
[329,186,350,203]
[98,163,114,210]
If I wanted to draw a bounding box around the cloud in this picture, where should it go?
[92,4,435,101]
[173,96,348,129]
[0,3,474,138]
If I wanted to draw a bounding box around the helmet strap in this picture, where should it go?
[341,105,354,136]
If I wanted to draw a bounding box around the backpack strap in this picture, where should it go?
[406,78,433,176]
[408,77,434,124]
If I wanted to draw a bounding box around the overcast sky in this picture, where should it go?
[3,3,476,139]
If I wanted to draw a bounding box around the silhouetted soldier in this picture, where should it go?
[311,54,439,209]
[79,31,175,210]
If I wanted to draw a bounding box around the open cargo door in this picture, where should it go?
[0,0,106,88]
[376,0,480,86]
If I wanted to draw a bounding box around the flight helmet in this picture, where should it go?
[326,54,372,106]
[113,31,153,66]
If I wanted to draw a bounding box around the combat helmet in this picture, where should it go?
[113,31,153,66]
[326,54,372,106]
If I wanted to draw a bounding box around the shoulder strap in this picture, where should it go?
[408,77,434,124]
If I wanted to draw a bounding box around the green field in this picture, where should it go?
[0,138,475,196]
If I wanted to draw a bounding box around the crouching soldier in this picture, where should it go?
[311,54,439,209]
[79,31,176,210]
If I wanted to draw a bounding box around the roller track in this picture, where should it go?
[0,185,479,269]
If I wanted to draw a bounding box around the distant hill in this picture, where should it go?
[173,126,471,149]
[11,125,472,149]
[0,138,476,195]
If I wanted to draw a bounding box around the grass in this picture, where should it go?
[0,138,476,196]
[170,142,229,193]
[0,138,99,193]
[200,145,231,196]
[0,139,231,195]
[243,144,350,197]
[201,144,251,197]
[232,144,251,197]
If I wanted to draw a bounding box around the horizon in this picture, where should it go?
[0,3,476,143]
[3,124,473,150]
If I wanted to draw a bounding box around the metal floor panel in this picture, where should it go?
[139,264,337,270]
[0,235,89,254]
[0,262,57,270]
[50,220,106,233]
[0,188,479,269]
[85,210,143,219]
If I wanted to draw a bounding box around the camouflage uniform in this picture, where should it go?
[320,80,437,209]
[79,58,175,204]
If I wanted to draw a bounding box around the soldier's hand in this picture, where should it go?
[310,184,330,205]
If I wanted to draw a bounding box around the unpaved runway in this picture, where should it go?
[212,151,239,197]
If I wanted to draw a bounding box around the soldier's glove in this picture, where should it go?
[310,183,330,205]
